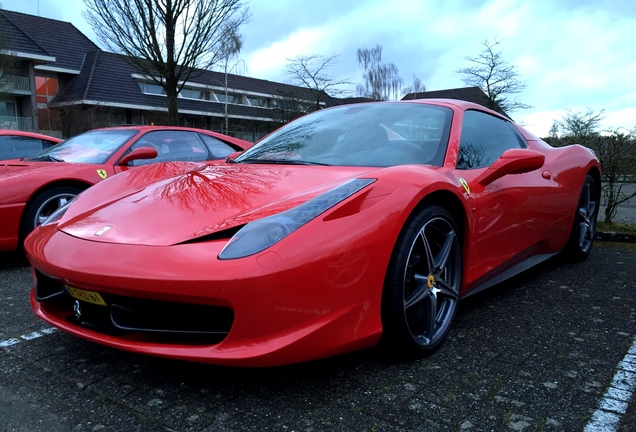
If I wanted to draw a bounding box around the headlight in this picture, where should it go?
[219,178,375,259]
[41,197,77,226]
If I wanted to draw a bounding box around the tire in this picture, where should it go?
[565,174,599,262]
[22,186,83,237]
[381,205,462,356]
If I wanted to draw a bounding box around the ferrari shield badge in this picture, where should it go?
[458,177,470,196]
[97,169,108,179]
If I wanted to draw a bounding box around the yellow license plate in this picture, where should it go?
[66,286,107,306]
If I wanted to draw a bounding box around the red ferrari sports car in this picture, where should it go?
[0,129,61,160]
[0,126,251,252]
[25,100,600,367]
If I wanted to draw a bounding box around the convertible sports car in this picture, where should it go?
[26,99,600,367]
[0,129,61,160]
[0,126,251,252]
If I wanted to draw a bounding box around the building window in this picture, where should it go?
[214,92,238,104]
[246,97,267,107]
[180,88,205,100]
[35,77,61,132]
[139,82,166,96]
[36,77,58,108]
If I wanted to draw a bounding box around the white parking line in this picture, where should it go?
[584,336,636,432]
[0,327,57,348]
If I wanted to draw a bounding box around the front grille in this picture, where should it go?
[34,271,234,345]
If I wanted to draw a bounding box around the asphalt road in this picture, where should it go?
[1,242,635,432]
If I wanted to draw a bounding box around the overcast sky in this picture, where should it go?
[3,0,635,137]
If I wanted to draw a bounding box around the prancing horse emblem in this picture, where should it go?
[73,300,82,320]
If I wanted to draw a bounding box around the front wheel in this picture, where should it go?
[22,186,83,237]
[381,205,462,356]
[565,174,598,261]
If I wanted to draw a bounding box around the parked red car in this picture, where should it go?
[0,126,251,252]
[0,129,61,160]
[26,100,600,366]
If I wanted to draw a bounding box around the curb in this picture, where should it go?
[596,231,636,243]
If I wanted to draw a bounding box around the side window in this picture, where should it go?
[128,131,210,166]
[457,110,526,169]
[42,139,58,150]
[199,133,235,159]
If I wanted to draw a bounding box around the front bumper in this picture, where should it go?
[26,222,389,367]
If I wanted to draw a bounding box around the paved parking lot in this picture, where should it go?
[1,242,635,432]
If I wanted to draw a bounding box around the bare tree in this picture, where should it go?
[270,89,310,125]
[216,26,246,134]
[593,130,636,223]
[0,54,15,95]
[549,108,636,223]
[285,54,350,110]
[0,12,20,95]
[547,121,560,140]
[83,0,249,125]
[557,108,605,141]
[457,38,530,113]
[356,45,403,101]
[402,75,426,96]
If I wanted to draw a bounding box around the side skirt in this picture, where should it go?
[462,252,558,299]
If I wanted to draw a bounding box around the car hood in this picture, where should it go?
[58,163,380,246]
[0,161,91,203]
[0,160,99,181]
[0,160,61,178]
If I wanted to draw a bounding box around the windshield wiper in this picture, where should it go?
[237,158,329,166]
[29,154,65,162]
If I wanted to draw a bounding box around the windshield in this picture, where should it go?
[236,102,453,167]
[27,129,139,164]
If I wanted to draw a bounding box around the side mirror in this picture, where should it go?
[118,146,158,166]
[476,149,545,186]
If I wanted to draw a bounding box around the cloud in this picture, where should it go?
[2,0,635,135]
[246,28,325,80]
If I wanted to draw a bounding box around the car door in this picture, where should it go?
[455,110,554,289]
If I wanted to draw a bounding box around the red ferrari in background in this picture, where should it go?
[0,126,251,252]
[0,129,61,160]
[25,100,600,367]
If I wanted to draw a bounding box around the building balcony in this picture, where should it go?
[0,116,34,131]
[0,75,31,94]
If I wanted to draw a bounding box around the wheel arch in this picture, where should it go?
[408,190,468,244]
[587,166,602,201]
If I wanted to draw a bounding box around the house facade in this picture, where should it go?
[0,9,330,141]
[0,10,99,137]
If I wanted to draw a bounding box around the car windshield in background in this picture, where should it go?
[236,103,453,167]
[27,129,139,164]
